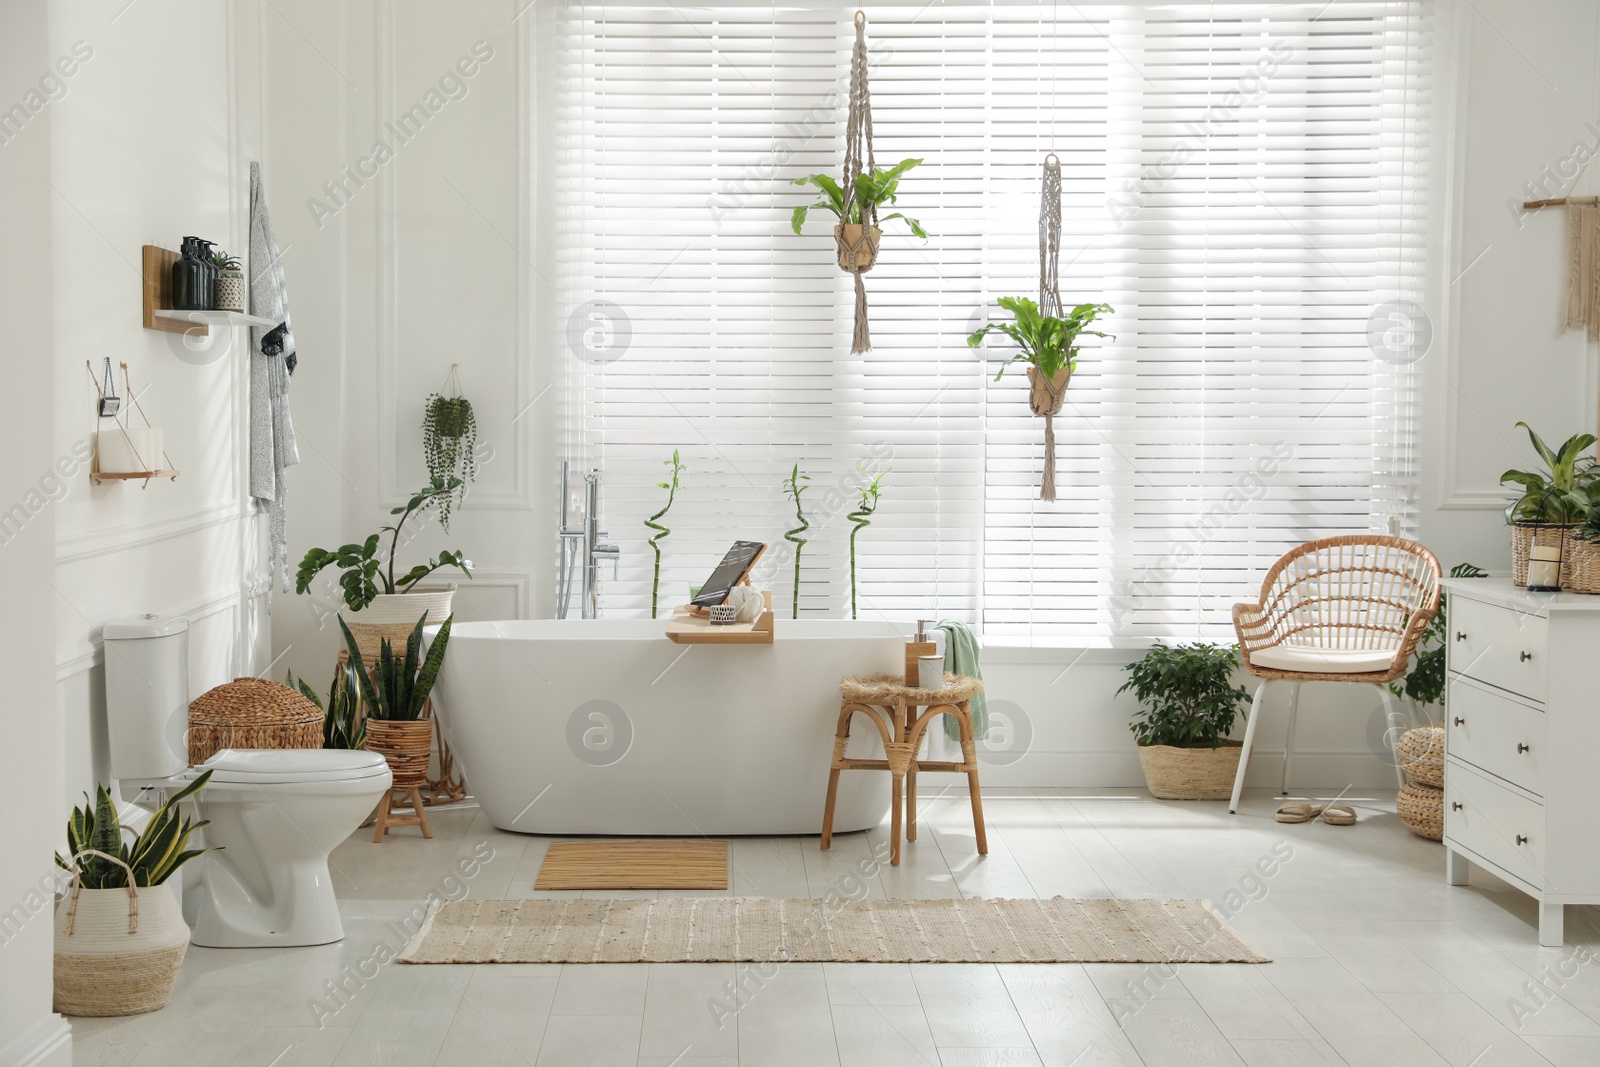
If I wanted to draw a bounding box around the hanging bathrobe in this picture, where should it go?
[248,161,301,592]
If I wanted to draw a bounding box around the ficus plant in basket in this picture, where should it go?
[1118,643,1251,801]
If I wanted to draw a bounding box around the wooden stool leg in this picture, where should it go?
[372,791,392,843]
[959,699,988,856]
[409,788,433,838]
[820,767,842,851]
[967,769,988,855]
[889,773,904,866]
[906,761,918,842]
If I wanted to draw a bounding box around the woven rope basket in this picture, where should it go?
[366,717,433,787]
[1511,522,1579,587]
[344,620,425,663]
[1396,724,1445,788]
[188,677,321,766]
[1135,740,1244,801]
[53,851,189,1017]
[1566,536,1600,594]
[1397,781,1443,841]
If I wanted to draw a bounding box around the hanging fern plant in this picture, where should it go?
[421,366,477,532]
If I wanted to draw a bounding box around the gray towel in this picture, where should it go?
[248,161,300,592]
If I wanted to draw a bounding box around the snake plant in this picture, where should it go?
[784,464,811,619]
[790,158,927,238]
[56,772,216,888]
[847,467,889,620]
[338,612,453,722]
[646,450,687,619]
[966,295,1113,381]
[1501,422,1598,524]
[287,665,367,749]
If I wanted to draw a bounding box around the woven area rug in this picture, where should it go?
[398,897,1267,965]
[533,840,729,890]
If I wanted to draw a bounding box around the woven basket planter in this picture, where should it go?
[1136,740,1243,801]
[1397,781,1443,841]
[1511,522,1579,587]
[834,223,881,271]
[1566,536,1600,594]
[53,879,188,1017]
[215,270,246,312]
[366,717,433,787]
[188,677,320,766]
[1396,723,1445,788]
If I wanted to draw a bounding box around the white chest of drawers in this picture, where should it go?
[1443,577,1600,946]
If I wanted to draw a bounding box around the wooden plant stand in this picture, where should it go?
[372,786,432,843]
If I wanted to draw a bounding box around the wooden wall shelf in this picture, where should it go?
[142,245,269,336]
[90,468,179,488]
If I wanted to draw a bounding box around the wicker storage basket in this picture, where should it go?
[1136,740,1244,801]
[1511,522,1579,587]
[1397,781,1444,841]
[366,717,433,787]
[188,677,320,766]
[53,852,189,1017]
[1396,724,1445,788]
[1566,536,1600,594]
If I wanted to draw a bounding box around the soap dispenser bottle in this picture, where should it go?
[170,238,209,310]
[195,239,218,309]
[906,619,937,687]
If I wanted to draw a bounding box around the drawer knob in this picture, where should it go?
[1518,742,1531,754]
[1520,651,1533,662]
[1453,717,1465,727]
[1455,631,1467,641]
[1516,834,1529,846]
[1451,801,1463,811]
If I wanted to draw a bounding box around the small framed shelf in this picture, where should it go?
[142,245,268,336]
[153,308,275,328]
[90,468,179,488]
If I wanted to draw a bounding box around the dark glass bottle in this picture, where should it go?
[196,239,218,310]
[171,237,210,310]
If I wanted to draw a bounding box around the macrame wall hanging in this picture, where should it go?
[1030,153,1068,502]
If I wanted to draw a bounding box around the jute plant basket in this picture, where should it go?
[1566,536,1600,594]
[835,223,881,272]
[188,676,321,766]
[1397,781,1444,841]
[53,851,189,1017]
[366,715,433,787]
[1395,724,1445,788]
[1136,740,1244,801]
[1511,522,1579,588]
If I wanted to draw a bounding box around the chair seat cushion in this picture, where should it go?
[1249,645,1398,674]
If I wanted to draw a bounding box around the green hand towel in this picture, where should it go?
[936,620,987,741]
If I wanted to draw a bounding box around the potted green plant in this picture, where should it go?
[53,772,216,1016]
[1501,422,1598,586]
[212,250,245,312]
[847,466,888,620]
[421,374,477,532]
[646,450,687,619]
[1118,643,1251,800]
[791,158,927,272]
[1389,563,1489,705]
[966,296,1113,501]
[339,612,453,787]
[288,665,367,750]
[784,464,810,619]
[295,475,473,629]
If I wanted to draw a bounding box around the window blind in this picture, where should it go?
[546,0,1431,643]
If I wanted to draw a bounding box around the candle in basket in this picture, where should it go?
[1528,546,1562,592]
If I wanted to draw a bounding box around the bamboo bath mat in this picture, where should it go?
[399,896,1267,965]
[533,840,730,891]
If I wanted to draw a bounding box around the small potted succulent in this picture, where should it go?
[1501,422,1597,587]
[53,772,216,1016]
[213,250,246,312]
[1119,643,1251,800]
[340,612,453,788]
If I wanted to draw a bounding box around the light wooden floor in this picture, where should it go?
[66,787,1600,1066]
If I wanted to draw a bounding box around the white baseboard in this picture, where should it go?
[0,1014,71,1067]
[978,749,1403,792]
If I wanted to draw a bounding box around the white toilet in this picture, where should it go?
[103,613,393,948]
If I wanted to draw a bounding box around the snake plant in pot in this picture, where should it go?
[52,772,216,1016]
[339,612,453,787]
[1119,643,1251,800]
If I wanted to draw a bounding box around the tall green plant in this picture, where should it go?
[847,467,889,620]
[966,295,1113,381]
[1501,422,1598,524]
[56,772,216,889]
[1119,643,1250,749]
[421,394,478,532]
[646,450,687,619]
[287,666,367,750]
[1388,563,1488,707]
[338,612,453,722]
[790,158,927,237]
[783,464,811,619]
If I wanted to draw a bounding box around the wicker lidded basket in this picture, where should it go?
[1396,724,1445,788]
[1511,522,1579,587]
[1397,781,1443,841]
[188,677,321,766]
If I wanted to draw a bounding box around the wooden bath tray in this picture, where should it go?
[665,590,774,644]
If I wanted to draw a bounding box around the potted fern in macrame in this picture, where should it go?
[422,365,477,532]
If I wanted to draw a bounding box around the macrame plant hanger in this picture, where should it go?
[839,10,879,353]
[1031,153,1067,502]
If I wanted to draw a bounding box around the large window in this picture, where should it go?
[546,0,1431,643]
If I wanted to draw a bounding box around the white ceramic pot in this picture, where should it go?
[358,589,456,627]
[97,427,163,474]
[53,881,189,1016]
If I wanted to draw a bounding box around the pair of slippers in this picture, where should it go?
[1275,802,1356,825]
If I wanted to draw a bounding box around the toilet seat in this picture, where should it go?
[185,748,392,785]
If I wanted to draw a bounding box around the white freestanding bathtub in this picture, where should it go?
[432,618,903,835]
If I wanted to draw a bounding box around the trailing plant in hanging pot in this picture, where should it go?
[646,450,688,618]
[421,365,478,532]
[967,296,1113,502]
[847,467,889,620]
[784,464,810,619]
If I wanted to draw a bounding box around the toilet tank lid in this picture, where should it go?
[103,613,191,640]
[196,748,389,780]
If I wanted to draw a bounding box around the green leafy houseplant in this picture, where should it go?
[1119,643,1251,750]
[784,464,811,619]
[211,251,241,273]
[422,394,478,532]
[847,467,888,620]
[56,772,216,888]
[1389,563,1488,707]
[966,295,1113,382]
[646,450,687,619]
[288,665,367,749]
[338,611,453,721]
[1501,422,1598,524]
[295,476,474,612]
[790,158,927,238]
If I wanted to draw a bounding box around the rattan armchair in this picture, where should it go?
[1228,534,1442,814]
